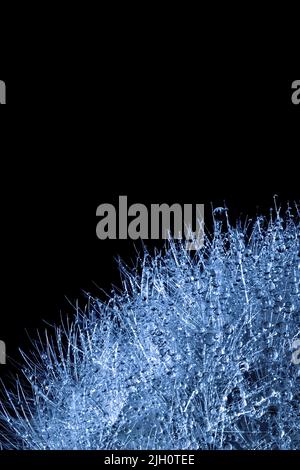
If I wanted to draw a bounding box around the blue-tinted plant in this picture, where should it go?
[1,202,299,449]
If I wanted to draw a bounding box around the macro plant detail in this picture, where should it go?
[1,202,299,450]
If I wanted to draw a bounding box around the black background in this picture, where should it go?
[0,66,299,464]
[1,75,299,365]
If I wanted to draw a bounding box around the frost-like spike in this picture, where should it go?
[1,203,300,450]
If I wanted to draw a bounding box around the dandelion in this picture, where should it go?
[1,202,299,450]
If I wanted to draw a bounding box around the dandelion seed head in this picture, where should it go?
[1,203,300,450]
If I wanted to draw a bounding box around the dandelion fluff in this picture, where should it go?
[1,203,300,450]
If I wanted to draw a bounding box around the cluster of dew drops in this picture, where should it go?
[1,202,300,450]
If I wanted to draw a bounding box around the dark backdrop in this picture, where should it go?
[0,74,299,384]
